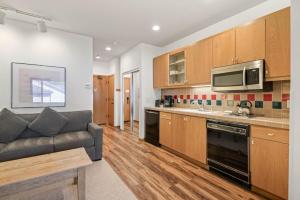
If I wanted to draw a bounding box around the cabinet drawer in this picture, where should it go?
[251,126,289,144]
[160,112,172,120]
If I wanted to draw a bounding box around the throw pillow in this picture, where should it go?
[0,108,29,143]
[28,107,69,136]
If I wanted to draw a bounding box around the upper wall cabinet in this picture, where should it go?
[153,53,169,88]
[236,18,266,63]
[212,29,236,67]
[265,7,290,81]
[169,49,186,86]
[186,38,213,85]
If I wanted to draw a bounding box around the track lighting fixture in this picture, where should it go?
[37,20,47,33]
[0,9,5,25]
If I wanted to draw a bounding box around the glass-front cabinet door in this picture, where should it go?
[169,50,186,85]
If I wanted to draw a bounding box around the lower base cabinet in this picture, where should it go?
[160,113,207,164]
[159,112,172,148]
[250,126,289,199]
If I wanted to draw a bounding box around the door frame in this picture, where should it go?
[120,68,140,133]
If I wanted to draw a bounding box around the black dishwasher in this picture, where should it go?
[145,110,160,146]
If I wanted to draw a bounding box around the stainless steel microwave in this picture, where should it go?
[211,60,264,92]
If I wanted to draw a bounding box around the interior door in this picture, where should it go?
[124,77,131,122]
[108,75,114,126]
[93,75,108,124]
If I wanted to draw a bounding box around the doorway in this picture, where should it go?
[122,70,140,136]
[93,75,114,126]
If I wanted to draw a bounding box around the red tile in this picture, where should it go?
[180,95,184,99]
[211,94,216,100]
[247,94,255,101]
[174,95,177,100]
[202,95,207,100]
[234,94,240,101]
[282,94,290,102]
[194,95,198,100]
[263,94,273,101]
[187,95,190,100]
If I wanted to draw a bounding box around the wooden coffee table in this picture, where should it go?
[0,148,92,200]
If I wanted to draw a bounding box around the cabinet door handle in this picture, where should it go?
[251,140,254,145]
[267,133,274,136]
[232,58,234,64]
[236,57,238,64]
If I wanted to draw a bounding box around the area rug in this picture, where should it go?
[86,159,137,200]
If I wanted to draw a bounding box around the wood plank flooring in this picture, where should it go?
[103,126,265,200]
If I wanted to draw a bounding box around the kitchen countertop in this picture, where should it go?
[145,107,289,129]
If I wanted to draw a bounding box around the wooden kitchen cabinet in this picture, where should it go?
[171,114,186,154]
[184,117,207,164]
[265,7,290,81]
[159,112,172,148]
[153,53,169,88]
[236,18,266,63]
[250,126,289,199]
[212,29,236,67]
[186,38,213,85]
[170,114,207,164]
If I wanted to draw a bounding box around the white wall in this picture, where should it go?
[109,58,121,126]
[93,61,110,75]
[289,0,300,199]
[120,45,141,74]
[163,0,290,52]
[133,71,140,121]
[0,19,93,113]
[119,43,161,137]
[139,44,161,138]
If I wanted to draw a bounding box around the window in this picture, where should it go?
[31,79,65,104]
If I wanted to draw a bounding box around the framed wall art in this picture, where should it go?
[11,62,66,108]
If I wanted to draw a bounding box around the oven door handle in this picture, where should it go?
[207,123,247,136]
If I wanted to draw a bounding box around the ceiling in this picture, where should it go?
[0,0,267,61]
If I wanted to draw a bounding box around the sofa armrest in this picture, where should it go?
[88,123,103,160]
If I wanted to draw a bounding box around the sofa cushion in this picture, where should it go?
[0,108,29,143]
[60,111,92,133]
[0,143,5,151]
[0,137,54,162]
[28,107,69,137]
[54,131,94,151]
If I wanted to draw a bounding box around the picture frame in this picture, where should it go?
[11,62,66,108]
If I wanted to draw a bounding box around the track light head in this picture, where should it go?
[37,20,47,32]
[0,10,6,25]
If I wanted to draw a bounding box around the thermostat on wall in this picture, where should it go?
[84,83,92,89]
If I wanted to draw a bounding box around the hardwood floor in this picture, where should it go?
[124,121,139,136]
[103,126,265,200]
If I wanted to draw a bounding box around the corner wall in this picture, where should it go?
[289,0,300,199]
[0,19,93,113]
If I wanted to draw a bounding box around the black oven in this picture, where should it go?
[207,120,250,187]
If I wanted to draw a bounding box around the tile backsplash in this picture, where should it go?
[161,81,290,118]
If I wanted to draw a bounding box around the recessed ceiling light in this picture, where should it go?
[152,25,160,31]
[105,46,112,51]
[95,55,101,59]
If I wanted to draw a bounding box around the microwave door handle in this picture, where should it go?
[243,67,246,87]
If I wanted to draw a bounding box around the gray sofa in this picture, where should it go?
[0,110,103,162]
